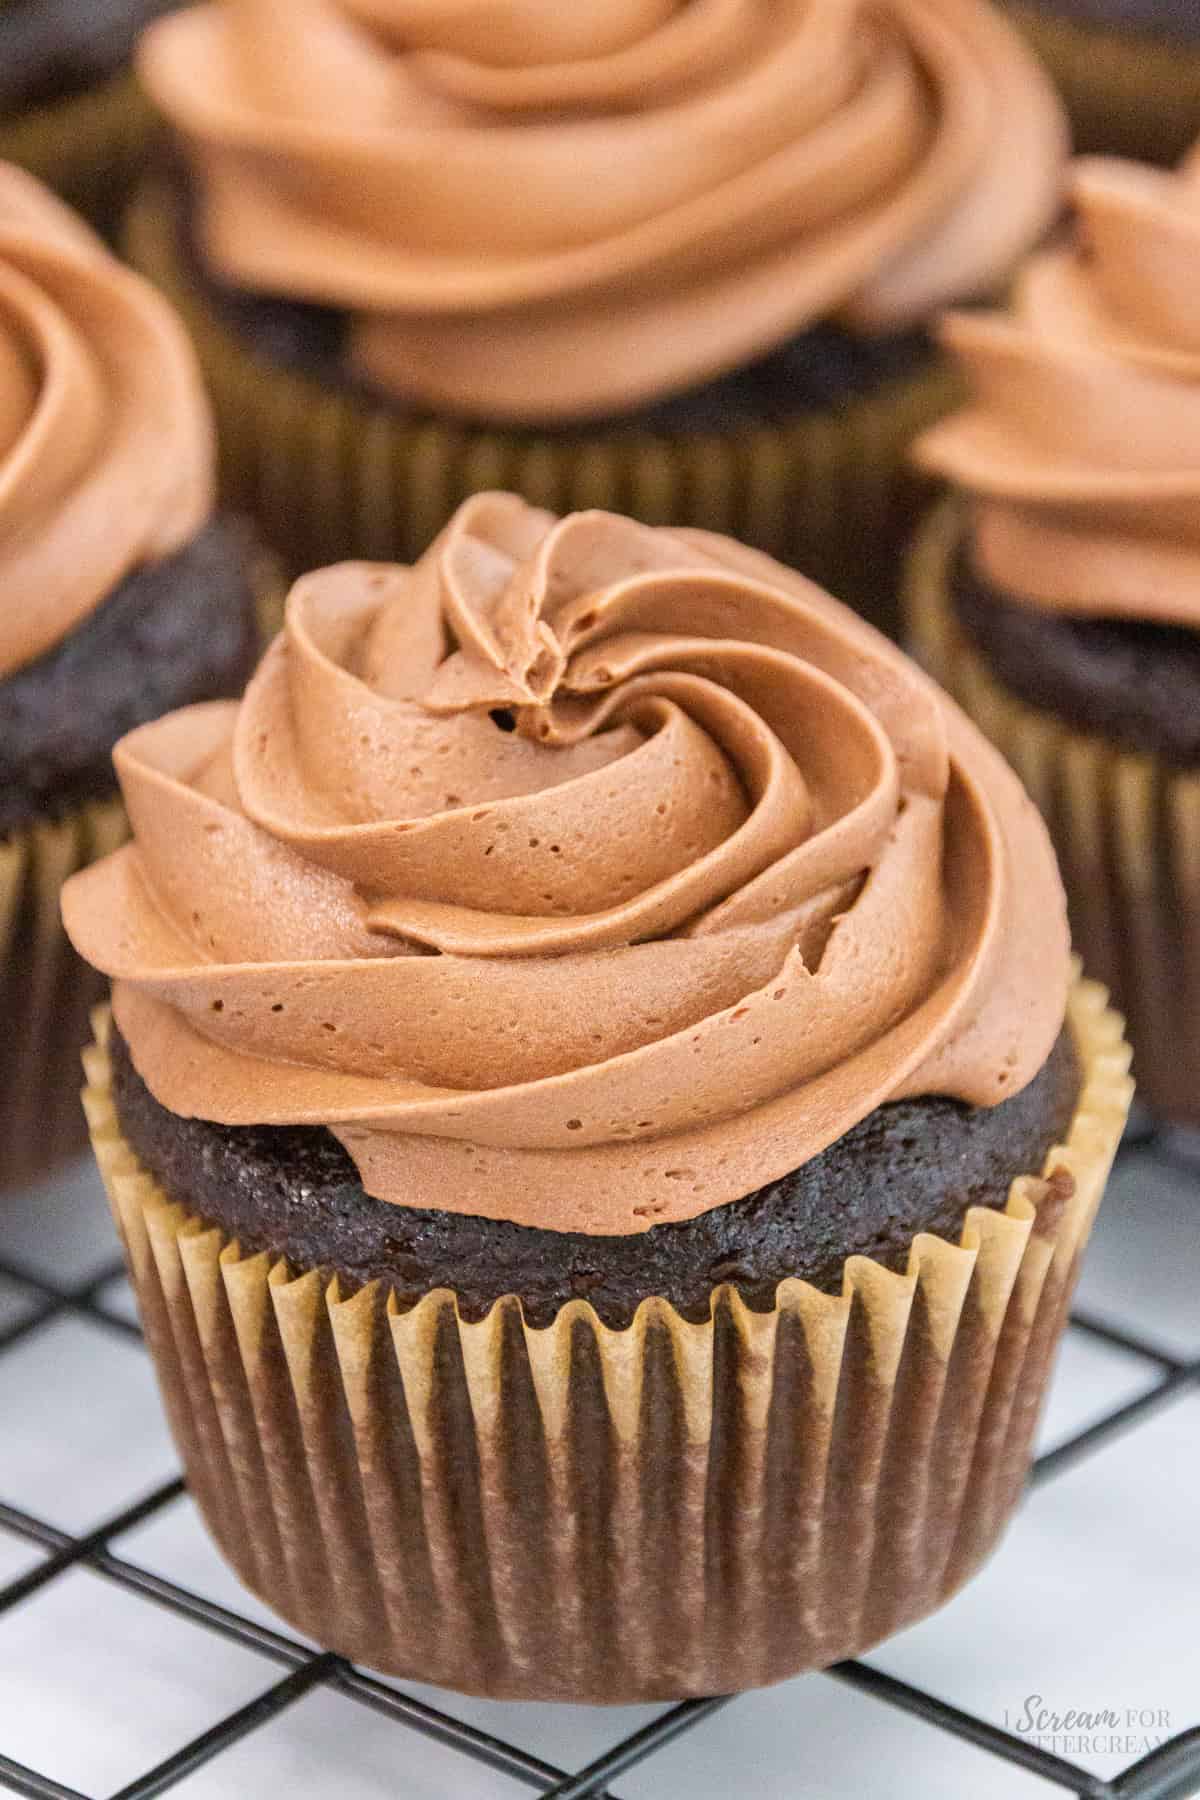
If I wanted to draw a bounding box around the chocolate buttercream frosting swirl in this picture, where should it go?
[64,497,1070,1234]
[917,143,1200,627]
[0,162,214,679]
[138,0,1067,422]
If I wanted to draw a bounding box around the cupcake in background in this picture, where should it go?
[1001,0,1200,166]
[910,142,1200,1125]
[0,164,262,1190]
[64,494,1131,1699]
[127,0,1067,637]
[0,2,185,228]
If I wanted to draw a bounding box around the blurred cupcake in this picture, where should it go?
[0,2,185,227]
[126,0,1067,636]
[911,145,1200,1125]
[1002,1,1200,165]
[65,495,1130,1699]
[0,165,261,1189]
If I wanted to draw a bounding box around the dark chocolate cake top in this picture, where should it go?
[0,0,183,114]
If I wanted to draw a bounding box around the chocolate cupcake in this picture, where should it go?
[1002,0,1200,166]
[910,145,1200,1126]
[0,165,263,1189]
[125,0,1067,638]
[0,1,185,228]
[65,496,1131,1700]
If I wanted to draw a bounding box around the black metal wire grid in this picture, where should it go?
[0,1124,1197,1800]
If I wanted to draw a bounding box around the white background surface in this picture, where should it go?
[0,1139,1196,1799]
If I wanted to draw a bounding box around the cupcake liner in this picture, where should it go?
[81,981,1131,1701]
[0,796,127,1190]
[1006,4,1200,164]
[0,545,282,1193]
[907,499,1200,1126]
[246,531,286,646]
[1,72,160,234]
[122,178,961,641]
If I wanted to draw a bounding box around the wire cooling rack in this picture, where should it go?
[0,1121,1197,1800]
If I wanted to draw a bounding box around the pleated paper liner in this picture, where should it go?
[82,981,1130,1702]
[0,796,127,1189]
[246,529,286,646]
[908,499,1200,1127]
[1,72,160,235]
[122,177,962,643]
[1006,4,1200,164]
[0,544,282,1193]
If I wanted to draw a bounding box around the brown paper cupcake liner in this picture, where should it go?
[81,980,1130,1701]
[907,499,1200,1126]
[122,178,962,641]
[0,796,128,1190]
[1,71,160,233]
[1006,4,1200,165]
[247,531,286,646]
[0,546,282,1193]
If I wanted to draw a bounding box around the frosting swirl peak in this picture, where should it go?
[0,163,214,679]
[64,498,1069,1233]
[917,143,1200,627]
[138,0,1067,421]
